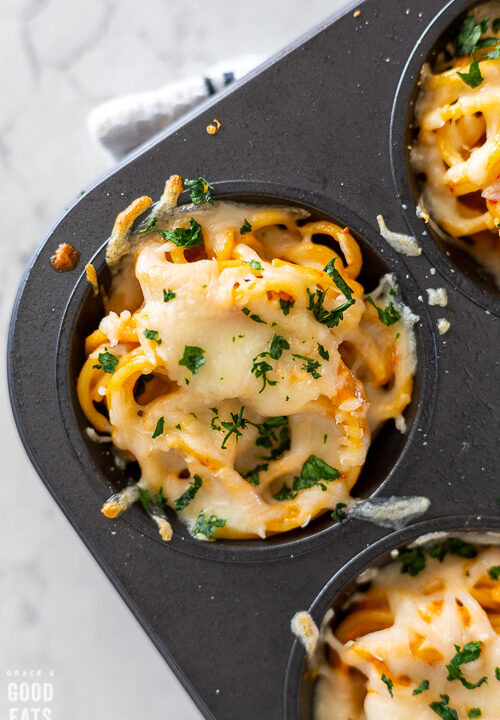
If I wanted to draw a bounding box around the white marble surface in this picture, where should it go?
[1,0,350,717]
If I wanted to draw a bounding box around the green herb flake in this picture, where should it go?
[413,680,430,695]
[446,641,487,690]
[174,474,202,513]
[184,177,214,205]
[275,455,340,499]
[399,547,426,576]
[92,347,119,374]
[495,667,500,681]
[457,16,483,56]
[306,287,353,328]
[242,463,268,487]
[317,343,330,361]
[193,511,226,540]
[175,423,181,430]
[144,328,162,344]
[154,486,168,508]
[163,288,176,302]
[152,416,165,439]
[137,485,153,511]
[245,259,263,271]
[179,345,206,375]
[293,353,322,379]
[269,334,290,360]
[140,216,204,247]
[135,373,154,397]
[323,433,328,444]
[381,674,394,698]
[251,356,278,393]
[488,566,500,581]
[427,538,477,562]
[242,307,266,323]
[332,502,347,523]
[240,219,252,234]
[220,406,248,449]
[468,709,482,718]
[457,56,483,88]
[493,18,500,33]
[279,298,295,316]
[430,694,458,720]
[324,257,354,302]
[366,297,401,326]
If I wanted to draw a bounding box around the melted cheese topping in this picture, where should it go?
[314,542,500,720]
[77,176,416,541]
[413,9,500,286]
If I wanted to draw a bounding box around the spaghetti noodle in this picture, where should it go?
[314,538,500,720]
[413,5,500,286]
[77,175,416,541]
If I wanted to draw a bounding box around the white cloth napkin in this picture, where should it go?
[88,56,262,161]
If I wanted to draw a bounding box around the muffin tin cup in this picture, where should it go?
[284,514,500,720]
[56,180,437,562]
[391,0,500,316]
[7,1,500,718]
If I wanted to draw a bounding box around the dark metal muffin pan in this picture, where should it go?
[7,0,500,718]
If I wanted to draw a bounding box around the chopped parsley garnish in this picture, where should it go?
[332,502,347,523]
[251,357,277,393]
[457,17,485,56]
[317,343,329,361]
[242,307,266,323]
[496,667,500,680]
[242,463,268,486]
[446,642,487,690]
[193,511,226,539]
[179,345,206,375]
[152,416,165,438]
[140,216,204,247]
[324,257,355,302]
[269,334,290,359]
[220,406,248,449]
[381,674,394,698]
[488,565,500,580]
[366,297,401,326]
[254,416,290,459]
[306,287,353,328]
[155,486,168,509]
[240,219,252,234]
[454,15,500,87]
[430,694,458,720]
[144,328,162,344]
[457,56,483,88]
[273,455,340,500]
[279,297,295,315]
[468,709,482,718]
[427,537,477,562]
[137,485,153,511]
[184,177,214,205]
[293,353,322,379]
[399,547,426,576]
[135,373,154,397]
[245,259,263,271]
[92,347,119,374]
[413,679,429,695]
[163,288,176,302]
[174,474,202,512]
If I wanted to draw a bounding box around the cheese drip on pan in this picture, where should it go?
[413,8,500,286]
[314,541,500,720]
[77,175,416,541]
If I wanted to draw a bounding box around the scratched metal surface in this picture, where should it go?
[8,0,500,718]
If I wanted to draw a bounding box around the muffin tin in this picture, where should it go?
[7,0,500,718]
